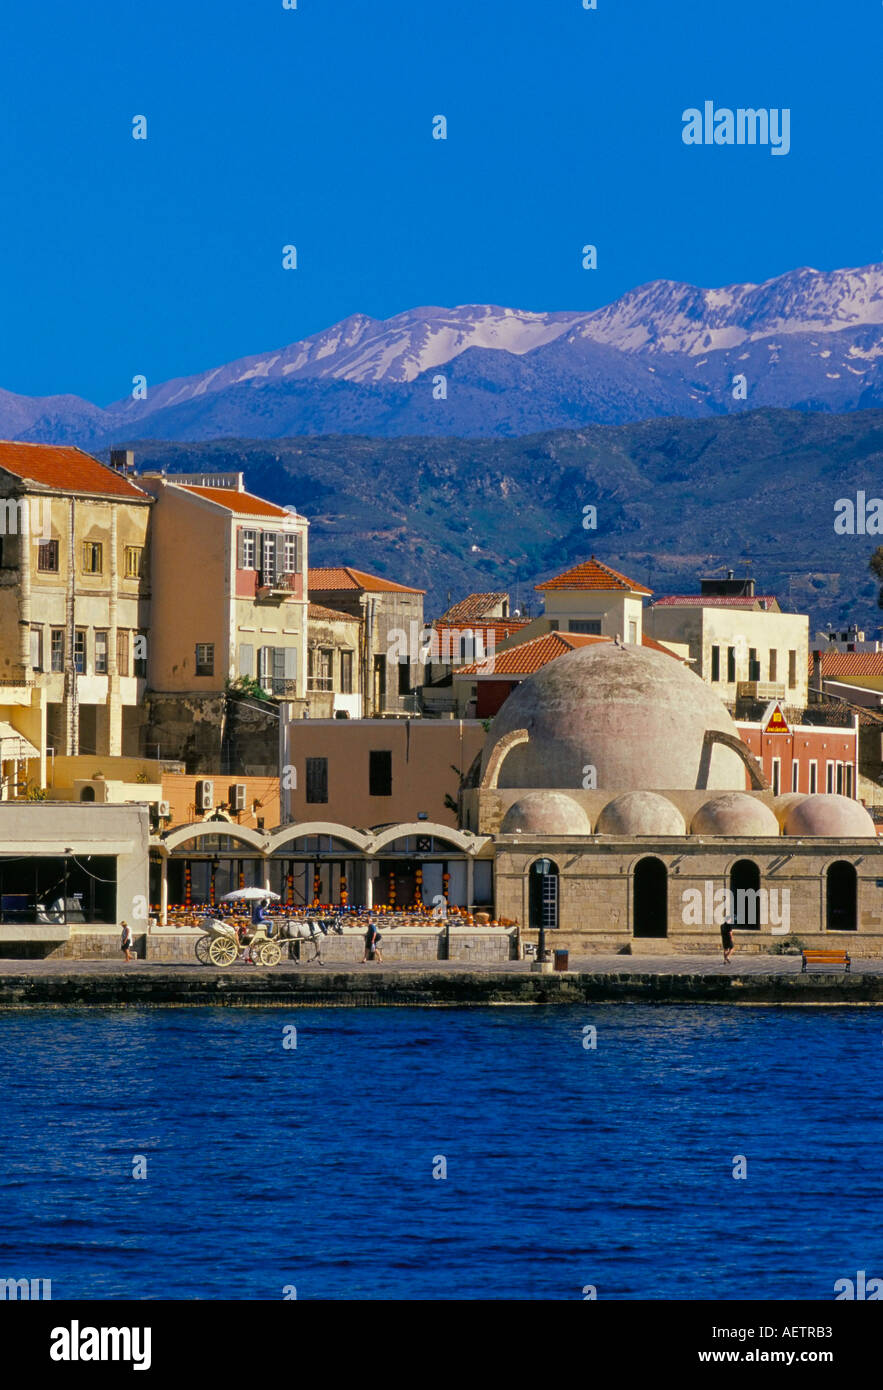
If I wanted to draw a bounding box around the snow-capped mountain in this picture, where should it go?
[6,261,883,445]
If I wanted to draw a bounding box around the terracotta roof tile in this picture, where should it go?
[457,629,681,676]
[811,650,883,678]
[439,592,510,622]
[653,595,780,610]
[176,484,294,518]
[309,566,425,594]
[535,556,652,595]
[308,602,360,624]
[433,620,529,644]
[0,441,149,500]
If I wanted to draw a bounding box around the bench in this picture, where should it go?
[801,949,850,973]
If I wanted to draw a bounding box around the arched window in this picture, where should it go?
[730,859,761,930]
[528,858,559,931]
[633,857,667,938]
[827,861,857,932]
[80,786,96,802]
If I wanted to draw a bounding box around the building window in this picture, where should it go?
[196,643,214,677]
[95,630,108,675]
[124,546,143,578]
[791,760,800,793]
[117,629,130,678]
[82,541,103,574]
[30,626,43,670]
[826,761,835,794]
[261,532,277,582]
[340,650,353,694]
[369,749,392,797]
[809,760,818,794]
[788,650,797,688]
[836,762,844,795]
[305,757,328,804]
[134,632,147,679]
[238,529,256,570]
[710,645,720,682]
[845,764,854,798]
[398,660,411,696]
[74,629,86,674]
[37,539,59,572]
[284,533,297,573]
[771,757,781,796]
[50,628,64,672]
[727,647,736,682]
[308,647,333,692]
[769,649,778,682]
[748,647,760,681]
[569,619,602,635]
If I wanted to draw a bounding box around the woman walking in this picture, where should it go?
[362,919,383,964]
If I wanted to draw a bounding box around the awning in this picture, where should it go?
[0,723,39,760]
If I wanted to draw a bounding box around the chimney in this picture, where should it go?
[812,649,822,691]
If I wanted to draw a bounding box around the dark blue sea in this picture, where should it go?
[0,1005,880,1300]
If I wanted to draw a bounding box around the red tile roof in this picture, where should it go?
[308,602,360,624]
[0,441,149,500]
[535,557,652,595]
[434,620,530,644]
[176,484,294,518]
[456,629,682,677]
[811,650,883,679]
[309,566,425,594]
[439,592,510,622]
[653,595,780,610]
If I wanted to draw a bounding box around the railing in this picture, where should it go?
[257,571,299,593]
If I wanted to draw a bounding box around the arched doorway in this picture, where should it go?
[633,857,667,937]
[528,859,559,931]
[826,861,857,932]
[730,859,761,929]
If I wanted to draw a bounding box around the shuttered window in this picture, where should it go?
[306,757,328,804]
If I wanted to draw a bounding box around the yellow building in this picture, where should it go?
[0,441,152,782]
[139,472,308,699]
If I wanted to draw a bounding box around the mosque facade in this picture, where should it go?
[461,642,883,954]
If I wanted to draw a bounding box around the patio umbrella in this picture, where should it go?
[220,888,280,902]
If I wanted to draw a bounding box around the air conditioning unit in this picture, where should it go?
[158,800,171,819]
[229,783,247,812]
[196,779,214,812]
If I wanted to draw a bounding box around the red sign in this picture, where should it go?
[762,701,790,735]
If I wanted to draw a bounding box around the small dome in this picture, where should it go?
[500,792,592,836]
[596,791,686,836]
[783,795,876,838]
[691,793,780,837]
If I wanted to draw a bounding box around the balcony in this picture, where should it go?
[256,571,300,602]
[737,681,786,701]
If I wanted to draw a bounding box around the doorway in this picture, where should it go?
[633,857,667,937]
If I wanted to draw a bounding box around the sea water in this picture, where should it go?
[0,1005,880,1300]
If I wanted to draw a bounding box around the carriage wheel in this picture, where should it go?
[259,941,282,967]
[209,935,239,967]
[195,935,212,965]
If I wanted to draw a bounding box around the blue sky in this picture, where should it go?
[1,0,880,403]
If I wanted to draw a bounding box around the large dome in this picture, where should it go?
[783,795,876,838]
[500,792,592,836]
[481,642,748,791]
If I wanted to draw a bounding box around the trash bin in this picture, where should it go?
[554,949,569,972]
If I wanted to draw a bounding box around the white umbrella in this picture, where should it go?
[220,887,280,902]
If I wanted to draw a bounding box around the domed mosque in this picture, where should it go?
[460,641,881,954]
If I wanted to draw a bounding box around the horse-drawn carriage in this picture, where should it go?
[194,889,337,967]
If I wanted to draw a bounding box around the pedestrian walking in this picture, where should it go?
[362,919,383,963]
[721,918,735,963]
[120,920,135,962]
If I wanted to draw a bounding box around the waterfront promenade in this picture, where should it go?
[1,953,882,1006]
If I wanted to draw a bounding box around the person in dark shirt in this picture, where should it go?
[362,920,383,964]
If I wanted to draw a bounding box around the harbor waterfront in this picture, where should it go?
[1,1003,881,1301]
[1,955,883,1007]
